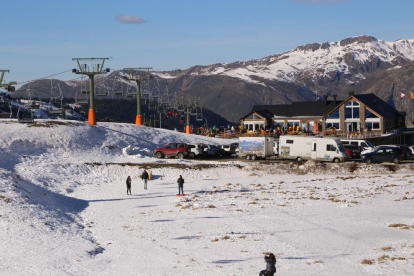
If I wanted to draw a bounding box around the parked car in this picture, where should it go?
[153,143,190,159]
[343,144,362,158]
[381,145,412,160]
[201,144,220,157]
[187,143,204,159]
[361,146,405,164]
[341,139,375,151]
[215,144,236,156]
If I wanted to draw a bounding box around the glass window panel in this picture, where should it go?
[352,107,360,118]
[365,108,378,118]
[345,108,352,118]
[373,122,380,129]
[327,109,340,119]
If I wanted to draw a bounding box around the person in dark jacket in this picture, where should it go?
[141,170,149,190]
[177,175,185,195]
[259,253,276,276]
[126,176,132,195]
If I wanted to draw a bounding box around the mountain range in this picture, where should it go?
[12,35,414,123]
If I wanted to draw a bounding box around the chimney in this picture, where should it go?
[348,91,355,97]
[323,95,328,105]
[333,95,337,105]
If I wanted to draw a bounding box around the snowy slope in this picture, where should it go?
[155,36,414,86]
[0,119,413,275]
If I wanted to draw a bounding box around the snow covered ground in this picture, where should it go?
[0,119,413,275]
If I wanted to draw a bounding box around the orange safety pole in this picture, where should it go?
[136,114,143,125]
[186,125,191,134]
[88,108,96,125]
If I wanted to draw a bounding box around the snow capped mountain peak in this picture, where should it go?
[157,35,414,87]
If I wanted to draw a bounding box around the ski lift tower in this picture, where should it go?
[175,96,201,134]
[123,68,153,125]
[0,70,17,92]
[72,58,110,125]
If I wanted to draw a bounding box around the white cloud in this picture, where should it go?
[116,15,147,24]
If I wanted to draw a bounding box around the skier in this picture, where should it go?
[259,253,276,276]
[177,175,185,195]
[126,176,132,195]
[141,170,149,190]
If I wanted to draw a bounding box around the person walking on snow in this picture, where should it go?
[177,175,185,195]
[126,176,132,195]
[141,170,149,190]
[259,253,276,276]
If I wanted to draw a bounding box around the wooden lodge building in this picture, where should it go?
[240,92,412,145]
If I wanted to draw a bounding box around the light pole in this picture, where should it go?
[72,58,110,125]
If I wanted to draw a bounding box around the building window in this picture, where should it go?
[326,122,340,129]
[273,121,284,128]
[327,109,340,119]
[365,108,379,119]
[365,122,380,130]
[286,140,294,144]
[287,121,300,127]
[345,101,360,119]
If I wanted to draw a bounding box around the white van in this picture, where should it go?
[279,135,348,163]
[340,139,374,150]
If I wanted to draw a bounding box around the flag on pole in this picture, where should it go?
[411,91,414,99]
[401,92,405,99]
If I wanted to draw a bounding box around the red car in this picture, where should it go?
[153,143,190,159]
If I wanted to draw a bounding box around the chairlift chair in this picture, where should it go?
[179,114,186,124]
[112,80,124,96]
[160,86,170,105]
[126,86,137,98]
[95,84,109,96]
[49,82,64,114]
[29,100,40,109]
[75,90,88,105]
[196,113,203,122]
[141,81,151,96]
[190,107,198,116]
[151,87,161,99]
[26,82,40,109]
[80,76,89,94]
[0,98,12,118]
[177,103,185,112]
[17,105,34,123]
[148,100,157,110]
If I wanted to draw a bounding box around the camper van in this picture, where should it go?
[279,135,348,163]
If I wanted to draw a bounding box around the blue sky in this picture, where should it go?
[1,0,414,87]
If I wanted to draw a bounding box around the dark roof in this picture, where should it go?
[353,94,403,118]
[252,100,343,118]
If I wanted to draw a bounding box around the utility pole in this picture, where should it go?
[72,58,110,125]
[123,68,153,125]
[0,70,17,92]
